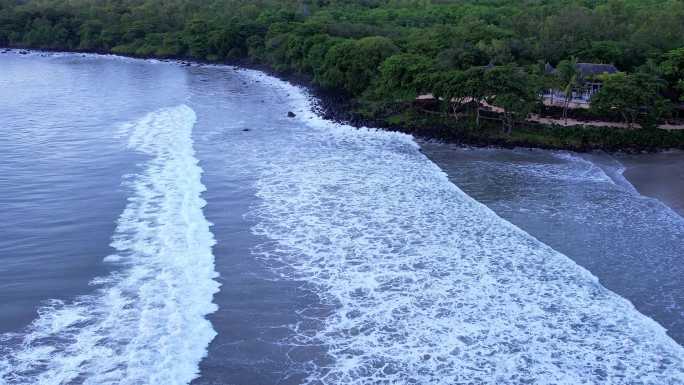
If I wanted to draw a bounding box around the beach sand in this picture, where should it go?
[618,151,684,217]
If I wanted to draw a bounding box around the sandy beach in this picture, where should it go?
[618,151,684,217]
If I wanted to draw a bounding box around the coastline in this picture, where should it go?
[3,46,684,153]
[6,48,684,217]
[5,42,684,376]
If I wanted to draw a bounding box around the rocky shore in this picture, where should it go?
[3,47,684,153]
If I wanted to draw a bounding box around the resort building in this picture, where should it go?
[544,63,619,108]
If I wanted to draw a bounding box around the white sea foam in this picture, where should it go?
[516,152,614,183]
[241,72,684,384]
[585,154,642,195]
[3,49,171,65]
[0,105,219,385]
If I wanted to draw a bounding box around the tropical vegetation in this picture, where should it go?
[2,0,684,150]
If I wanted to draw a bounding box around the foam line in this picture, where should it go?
[242,71,684,384]
[0,105,219,385]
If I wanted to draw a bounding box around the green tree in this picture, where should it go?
[591,72,670,129]
[318,36,398,95]
[485,65,540,134]
[579,41,624,67]
[429,69,468,118]
[374,53,433,101]
[183,17,211,59]
[428,66,495,126]
[78,20,104,50]
[661,48,684,101]
[556,56,581,124]
[456,66,490,127]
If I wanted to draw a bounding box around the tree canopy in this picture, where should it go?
[591,72,670,128]
[2,0,683,134]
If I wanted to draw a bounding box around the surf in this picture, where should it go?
[0,105,219,385]
[245,72,684,384]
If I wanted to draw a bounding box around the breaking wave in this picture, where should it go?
[245,73,684,384]
[0,105,219,385]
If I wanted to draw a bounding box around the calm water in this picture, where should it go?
[0,52,683,384]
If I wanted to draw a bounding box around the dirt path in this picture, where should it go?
[488,103,684,130]
[528,114,684,130]
[417,95,684,130]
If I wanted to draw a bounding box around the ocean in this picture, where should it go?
[1,51,683,384]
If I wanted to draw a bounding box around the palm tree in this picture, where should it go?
[556,56,581,124]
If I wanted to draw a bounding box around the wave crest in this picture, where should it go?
[0,105,219,385]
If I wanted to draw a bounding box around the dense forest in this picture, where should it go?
[2,0,684,150]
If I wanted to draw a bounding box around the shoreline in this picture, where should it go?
[4,47,684,154]
[618,151,684,218]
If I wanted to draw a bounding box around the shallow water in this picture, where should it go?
[0,52,683,384]
[618,151,684,217]
[421,145,684,345]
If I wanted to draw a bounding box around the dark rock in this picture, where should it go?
[19,50,28,55]
[287,111,296,118]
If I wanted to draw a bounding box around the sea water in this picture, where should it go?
[0,51,682,384]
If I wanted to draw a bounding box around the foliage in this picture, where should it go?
[374,53,433,101]
[661,48,684,100]
[485,65,540,133]
[429,66,490,125]
[591,72,670,128]
[2,0,683,141]
[555,56,580,122]
[317,36,398,95]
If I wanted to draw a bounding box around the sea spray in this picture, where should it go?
[0,105,219,385]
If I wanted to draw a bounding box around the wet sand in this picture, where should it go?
[618,151,684,217]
